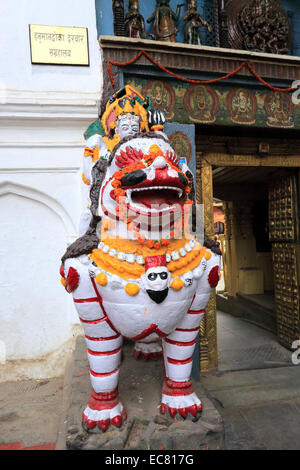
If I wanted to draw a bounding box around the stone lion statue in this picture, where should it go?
[60,86,221,432]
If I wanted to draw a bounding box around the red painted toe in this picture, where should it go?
[111,415,122,427]
[86,419,97,429]
[197,403,202,412]
[179,407,187,418]
[169,407,177,418]
[160,403,167,414]
[189,404,198,417]
[122,408,127,421]
[133,349,141,360]
[98,419,110,431]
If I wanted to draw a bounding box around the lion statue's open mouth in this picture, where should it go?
[119,159,188,215]
[102,138,192,229]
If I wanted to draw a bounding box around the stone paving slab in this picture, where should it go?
[0,377,63,448]
[217,311,293,372]
[240,402,300,450]
[65,336,225,450]
[201,366,300,450]
[219,408,266,450]
[201,366,300,408]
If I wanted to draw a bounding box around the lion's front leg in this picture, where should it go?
[160,307,205,420]
[160,250,221,420]
[62,258,127,433]
[82,324,126,432]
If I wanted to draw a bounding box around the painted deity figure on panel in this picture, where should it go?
[265,91,294,128]
[228,88,257,125]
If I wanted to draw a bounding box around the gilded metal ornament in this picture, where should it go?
[147,0,185,42]
[125,0,146,39]
[183,0,212,45]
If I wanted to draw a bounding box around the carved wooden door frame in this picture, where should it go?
[197,151,300,371]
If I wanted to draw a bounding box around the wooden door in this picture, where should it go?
[269,173,300,348]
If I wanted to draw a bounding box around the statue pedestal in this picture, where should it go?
[63,336,225,450]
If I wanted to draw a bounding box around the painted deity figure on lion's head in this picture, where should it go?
[60,86,221,433]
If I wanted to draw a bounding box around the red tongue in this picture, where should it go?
[132,189,179,208]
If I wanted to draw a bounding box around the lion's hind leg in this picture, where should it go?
[160,308,205,421]
[133,333,162,361]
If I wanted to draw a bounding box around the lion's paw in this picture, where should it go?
[82,389,126,433]
[133,340,162,361]
[160,378,202,421]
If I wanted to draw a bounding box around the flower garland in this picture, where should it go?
[108,50,298,93]
[89,237,208,280]
[110,146,193,248]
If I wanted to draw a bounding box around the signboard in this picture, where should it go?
[29,24,89,66]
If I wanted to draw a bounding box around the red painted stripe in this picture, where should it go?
[88,397,119,412]
[188,309,205,315]
[128,325,156,341]
[90,367,120,377]
[87,347,121,356]
[74,297,98,303]
[90,278,119,334]
[165,379,192,389]
[85,334,120,341]
[91,388,118,400]
[80,316,106,325]
[23,442,56,450]
[162,388,194,397]
[128,323,164,341]
[176,327,199,332]
[188,293,196,310]
[0,442,23,450]
[167,356,193,365]
[156,327,168,338]
[165,337,197,347]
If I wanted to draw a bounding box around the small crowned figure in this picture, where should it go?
[183,0,212,45]
[79,86,165,236]
[147,0,185,42]
[79,87,149,236]
[125,0,146,39]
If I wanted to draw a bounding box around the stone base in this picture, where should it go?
[65,337,225,450]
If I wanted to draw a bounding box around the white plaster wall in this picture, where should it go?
[0,0,101,97]
[0,0,102,377]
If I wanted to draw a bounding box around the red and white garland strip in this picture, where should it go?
[108,49,298,93]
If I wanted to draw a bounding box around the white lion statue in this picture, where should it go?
[60,86,221,432]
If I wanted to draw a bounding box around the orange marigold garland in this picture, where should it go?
[109,147,195,248]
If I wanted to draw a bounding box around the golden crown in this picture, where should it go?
[101,85,149,137]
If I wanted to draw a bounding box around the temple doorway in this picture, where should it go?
[210,166,300,370]
[212,165,300,355]
[195,129,300,371]
[213,166,278,333]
